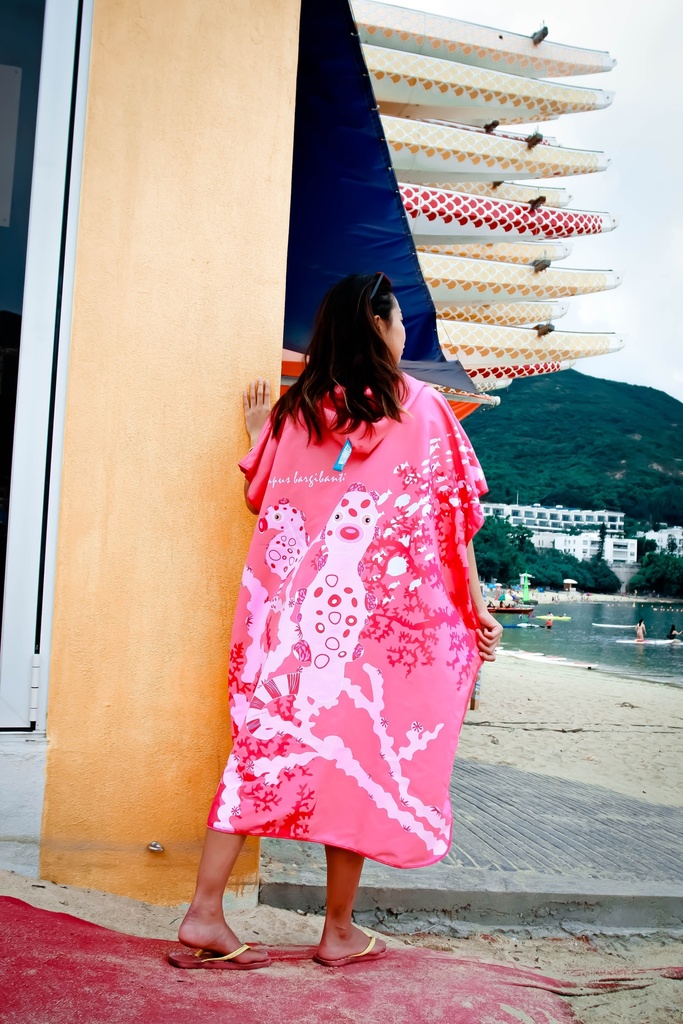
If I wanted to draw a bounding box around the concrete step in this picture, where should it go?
[259,761,683,934]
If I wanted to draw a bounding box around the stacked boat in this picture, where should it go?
[353,0,622,403]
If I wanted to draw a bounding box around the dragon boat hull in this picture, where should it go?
[418,251,622,305]
[364,44,614,127]
[436,301,569,325]
[451,181,573,208]
[402,184,616,244]
[353,2,616,79]
[418,241,572,265]
[279,353,499,419]
[437,321,625,365]
[383,116,609,184]
[466,360,574,391]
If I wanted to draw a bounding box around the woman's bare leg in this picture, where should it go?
[316,845,387,960]
[177,829,267,964]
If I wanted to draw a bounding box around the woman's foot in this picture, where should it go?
[316,922,386,964]
[177,906,269,966]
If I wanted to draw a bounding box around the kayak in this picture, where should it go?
[593,623,636,629]
[535,614,572,621]
[615,639,677,646]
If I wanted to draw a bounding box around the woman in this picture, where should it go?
[635,618,647,642]
[171,273,502,971]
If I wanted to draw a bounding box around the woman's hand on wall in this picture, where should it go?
[243,378,271,448]
[475,606,503,663]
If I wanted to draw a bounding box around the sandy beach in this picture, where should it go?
[2,658,682,1022]
[460,655,683,807]
[2,865,682,1023]
[520,591,683,608]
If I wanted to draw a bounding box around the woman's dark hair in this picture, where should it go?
[271,273,408,443]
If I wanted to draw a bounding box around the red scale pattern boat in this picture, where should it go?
[400,184,614,242]
[466,361,567,391]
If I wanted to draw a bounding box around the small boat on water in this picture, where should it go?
[536,614,572,621]
[615,639,678,646]
[487,604,534,615]
[593,623,636,629]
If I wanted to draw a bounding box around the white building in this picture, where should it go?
[532,532,637,564]
[482,502,625,536]
[639,526,683,556]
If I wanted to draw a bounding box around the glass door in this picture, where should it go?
[0,0,87,727]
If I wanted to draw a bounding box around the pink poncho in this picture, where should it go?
[208,375,487,867]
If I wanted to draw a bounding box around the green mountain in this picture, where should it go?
[464,369,683,527]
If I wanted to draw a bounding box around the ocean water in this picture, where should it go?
[495,600,683,686]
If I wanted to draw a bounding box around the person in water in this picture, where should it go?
[667,624,682,640]
[635,619,646,642]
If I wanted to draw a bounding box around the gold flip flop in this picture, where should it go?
[168,944,271,970]
[313,928,387,968]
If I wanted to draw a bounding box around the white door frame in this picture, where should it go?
[0,0,93,729]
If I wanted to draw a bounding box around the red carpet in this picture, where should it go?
[1,897,679,1024]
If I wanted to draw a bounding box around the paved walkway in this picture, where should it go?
[445,760,683,882]
[260,760,683,931]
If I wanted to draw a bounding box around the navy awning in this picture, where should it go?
[283,0,473,391]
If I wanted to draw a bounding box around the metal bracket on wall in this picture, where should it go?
[30,654,40,725]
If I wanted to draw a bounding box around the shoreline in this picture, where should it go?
[462,657,683,807]
[533,592,683,607]
[497,648,683,690]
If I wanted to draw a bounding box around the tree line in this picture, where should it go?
[475,517,622,593]
[465,371,683,528]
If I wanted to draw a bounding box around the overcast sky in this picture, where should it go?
[404,0,683,403]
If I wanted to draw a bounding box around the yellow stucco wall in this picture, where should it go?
[40,0,301,904]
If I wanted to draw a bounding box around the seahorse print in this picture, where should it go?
[259,499,308,580]
[246,484,381,733]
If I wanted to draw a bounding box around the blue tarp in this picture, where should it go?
[283,0,473,391]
